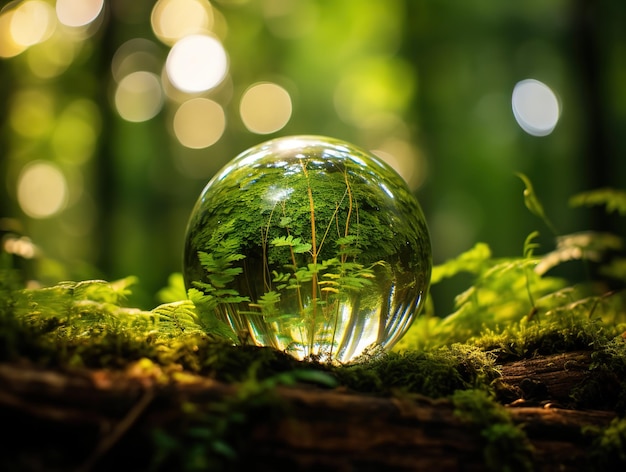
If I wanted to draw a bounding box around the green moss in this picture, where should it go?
[176,339,315,381]
[453,389,534,472]
[571,338,626,413]
[3,267,626,472]
[472,316,625,363]
[586,417,626,470]
[334,343,499,397]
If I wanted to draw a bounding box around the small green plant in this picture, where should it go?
[395,175,626,354]
[453,389,534,472]
[586,417,626,470]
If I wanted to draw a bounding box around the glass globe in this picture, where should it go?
[183,136,431,363]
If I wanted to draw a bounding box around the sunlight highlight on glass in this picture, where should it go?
[151,0,214,46]
[240,82,292,134]
[173,98,226,149]
[166,34,228,93]
[56,0,104,28]
[114,71,164,123]
[512,79,560,137]
[10,0,55,47]
[17,161,68,219]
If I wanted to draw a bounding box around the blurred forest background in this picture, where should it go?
[1,0,625,312]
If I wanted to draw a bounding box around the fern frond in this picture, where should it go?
[535,231,623,276]
[431,243,492,284]
[517,173,558,235]
[152,300,201,334]
[157,273,188,304]
[570,188,626,216]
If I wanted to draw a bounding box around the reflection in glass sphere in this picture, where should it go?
[183,136,431,363]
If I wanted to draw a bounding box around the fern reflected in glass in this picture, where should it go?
[183,136,431,363]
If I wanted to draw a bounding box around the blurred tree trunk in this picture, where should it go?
[570,0,612,231]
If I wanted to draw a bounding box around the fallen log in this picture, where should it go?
[0,350,619,471]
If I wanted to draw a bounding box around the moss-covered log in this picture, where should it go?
[0,350,622,472]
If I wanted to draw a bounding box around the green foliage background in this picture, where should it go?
[1,0,625,313]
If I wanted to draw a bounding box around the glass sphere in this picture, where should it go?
[183,136,431,363]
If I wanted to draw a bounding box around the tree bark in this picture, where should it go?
[0,351,618,471]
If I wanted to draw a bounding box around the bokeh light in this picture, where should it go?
[372,139,428,191]
[3,235,38,260]
[111,38,162,83]
[114,71,164,123]
[17,161,69,219]
[151,0,214,46]
[10,0,56,48]
[239,82,292,134]
[262,0,318,39]
[56,0,104,28]
[512,79,560,137]
[166,34,228,93]
[52,99,101,164]
[173,98,226,148]
[9,89,55,138]
[334,58,415,128]
[25,34,76,78]
[1,0,601,324]
[0,8,25,58]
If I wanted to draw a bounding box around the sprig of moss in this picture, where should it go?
[571,337,626,413]
[585,417,626,470]
[453,389,534,472]
[333,344,499,397]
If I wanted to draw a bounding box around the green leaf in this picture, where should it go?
[289,369,338,388]
[535,231,623,276]
[272,271,291,283]
[523,231,541,259]
[293,242,313,253]
[336,235,357,246]
[271,235,298,247]
[157,273,188,304]
[271,235,312,253]
[211,440,237,459]
[259,290,281,305]
[431,243,492,284]
[208,267,243,288]
[152,300,199,333]
[569,188,626,216]
[517,173,558,235]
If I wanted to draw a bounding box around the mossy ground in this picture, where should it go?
[3,297,625,472]
[3,184,626,470]
[2,267,626,468]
